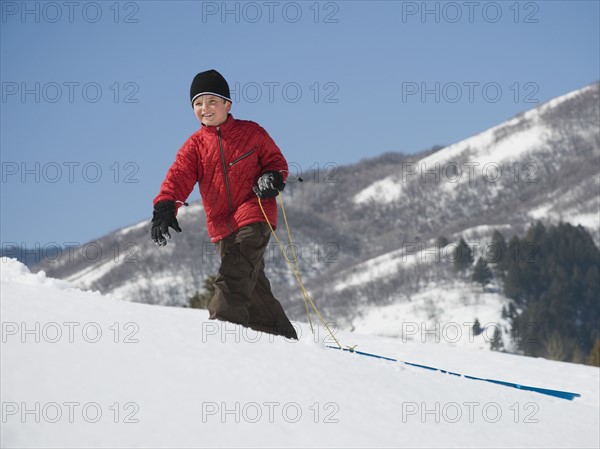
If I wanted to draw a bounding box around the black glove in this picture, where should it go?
[151,200,182,246]
[255,170,285,199]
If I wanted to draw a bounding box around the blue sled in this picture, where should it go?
[326,346,581,401]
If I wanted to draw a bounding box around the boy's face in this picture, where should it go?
[193,95,231,127]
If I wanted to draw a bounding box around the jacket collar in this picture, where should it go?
[200,114,235,134]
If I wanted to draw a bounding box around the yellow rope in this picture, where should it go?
[258,193,342,349]
[277,190,315,334]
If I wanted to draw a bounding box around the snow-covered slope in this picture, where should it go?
[351,279,513,349]
[2,258,599,448]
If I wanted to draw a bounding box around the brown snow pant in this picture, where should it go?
[208,222,298,339]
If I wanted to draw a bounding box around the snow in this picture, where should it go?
[2,257,599,448]
[528,181,600,232]
[333,247,418,292]
[529,204,553,221]
[65,258,118,287]
[567,212,600,230]
[352,281,513,350]
[536,85,595,115]
[115,220,149,237]
[455,224,513,241]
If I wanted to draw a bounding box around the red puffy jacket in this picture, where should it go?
[154,114,287,243]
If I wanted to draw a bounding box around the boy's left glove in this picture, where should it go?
[255,170,285,198]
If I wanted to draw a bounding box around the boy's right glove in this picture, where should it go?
[255,170,285,198]
[151,200,182,246]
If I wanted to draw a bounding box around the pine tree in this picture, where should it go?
[490,327,504,352]
[506,235,520,271]
[188,275,217,309]
[490,229,508,277]
[508,302,517,320]
[503,235,532,306]
[526,221,546,244]
[453,238,473,272]
[472,318,482,336]
[472,257,493,288]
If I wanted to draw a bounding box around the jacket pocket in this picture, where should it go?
[229,148,256,167]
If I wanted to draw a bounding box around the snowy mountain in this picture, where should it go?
[353,83,599,236]
[31,82,600,339]
[2,258,599,448]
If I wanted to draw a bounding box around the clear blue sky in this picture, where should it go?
[1,0,599,248]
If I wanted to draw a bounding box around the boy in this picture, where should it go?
[151,69,298,340]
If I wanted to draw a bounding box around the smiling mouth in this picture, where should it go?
[202,113,214,119]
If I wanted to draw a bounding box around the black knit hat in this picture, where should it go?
[190,69,231,105]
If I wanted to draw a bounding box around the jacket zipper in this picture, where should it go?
[217,127,235,233]
[228,148,255,167]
